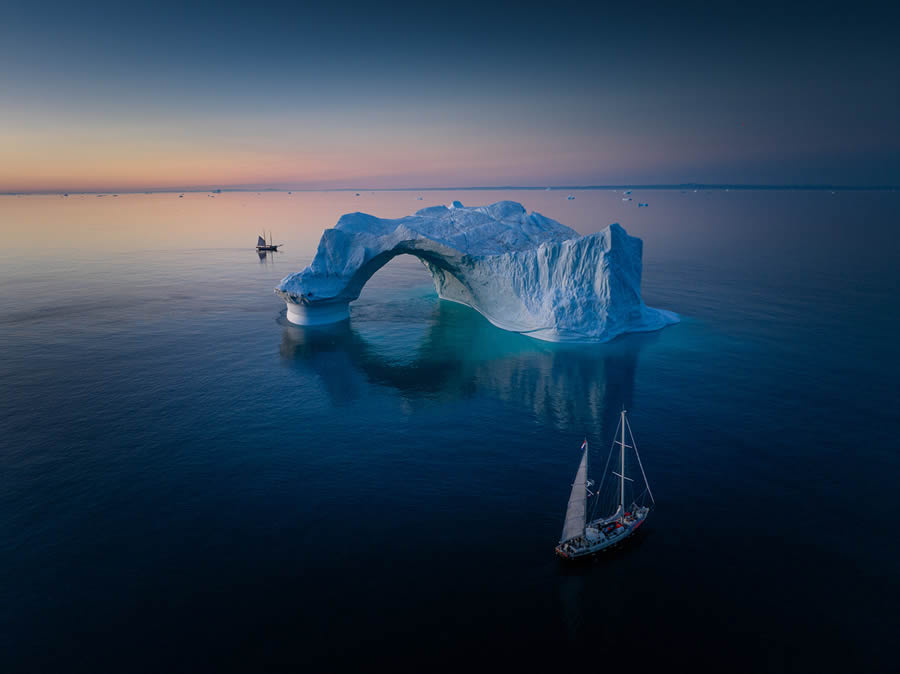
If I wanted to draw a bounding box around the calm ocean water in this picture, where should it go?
[1,190,898,672]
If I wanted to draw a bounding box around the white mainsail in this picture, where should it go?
[560,446,588,543]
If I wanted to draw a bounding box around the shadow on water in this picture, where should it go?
[278,299,659,435]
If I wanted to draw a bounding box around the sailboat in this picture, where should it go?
[556,409,654,560]
[256,231,281,252]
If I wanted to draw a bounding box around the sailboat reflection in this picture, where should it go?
[279,300,656,433]
[258,249,281,265]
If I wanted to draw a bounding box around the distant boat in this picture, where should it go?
[256,231,281,252]
[556,409,654,560]
[567,195,575,200]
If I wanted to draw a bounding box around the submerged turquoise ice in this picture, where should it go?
[276,200,678,341]
[1,190,898,672]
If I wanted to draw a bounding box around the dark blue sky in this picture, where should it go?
[2,0,898,190]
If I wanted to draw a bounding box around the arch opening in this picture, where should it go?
[343,249,462,301]
[282,248,474,327]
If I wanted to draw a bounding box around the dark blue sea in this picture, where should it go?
[1,189,898,672]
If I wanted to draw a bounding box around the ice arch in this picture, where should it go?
[279,245,468,327]
[275,201,678,342]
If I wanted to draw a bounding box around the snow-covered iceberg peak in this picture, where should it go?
[275,200,678,342]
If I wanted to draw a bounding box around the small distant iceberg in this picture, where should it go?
[567,195,575,200]
[622,197,632,201]
[275,200,678,342]
[624,190,632,195]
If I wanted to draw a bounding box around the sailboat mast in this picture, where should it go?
[620,409,626,518]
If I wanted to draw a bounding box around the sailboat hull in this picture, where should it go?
[555,509,649,560]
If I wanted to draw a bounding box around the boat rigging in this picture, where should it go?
[256,231,281,252]
[556,408,654,560]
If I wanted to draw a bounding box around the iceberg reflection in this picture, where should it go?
[279,300,656,432]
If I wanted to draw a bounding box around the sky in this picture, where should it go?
[1,0,898,192]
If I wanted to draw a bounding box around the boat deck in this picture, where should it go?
[556,507,649,560]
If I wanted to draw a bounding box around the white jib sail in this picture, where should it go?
[560,448,588,543]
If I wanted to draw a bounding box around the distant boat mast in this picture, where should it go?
[256,231,281,252]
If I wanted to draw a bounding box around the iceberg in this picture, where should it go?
[275,200,678,342]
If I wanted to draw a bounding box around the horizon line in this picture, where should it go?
[2,183,899,196]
